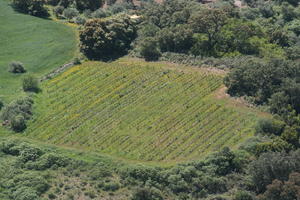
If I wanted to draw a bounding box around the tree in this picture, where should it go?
[9,61,26,74]
[79,15,137,60]
[22,76,39,93]
[139,38,161,61]
[12,0,48,17]
[156,25,194,53]
[259,172,300,200]
[189,9,228,56]
[250,150,300,193]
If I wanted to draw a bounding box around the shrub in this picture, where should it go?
[53,6,64,17]
[8,61,26,73]
[0,96,33,122]
[74,16,86,25]
[63,7,79,20]
[12,187,39,200]
[11,115,26,132]
[32,153,70,170]
[91,8,109,18]
[45,0,60,6]
[12,0,48,17]
[0,99,3,110]
[132,187,163,200]
[22,76,39,92]
[233,190,254,200]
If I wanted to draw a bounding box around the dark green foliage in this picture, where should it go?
[74,16,86,25]
[139,38,161,61]
[53,6,64,17]
[0,99,3,111]
[0,96,33,132]
[58,0,103,11]
[255,137,294,156]
[255,118,285,135]
[12,0,48,17]
[0,96,33,122]
[258,172,300,200]
[13,187,39,200]
[45,0,60,6]
[224,59,300,104]
[250,150,300,193]
[156,25,194,53]
[11,115,26,132]
[189,8,228,57]
[79,15,137,60]
[63,7,79,19]
[22,75,39,92]
[132,187,163,200]
[8,61,26,74]
[234,190,254,200]
[91,8,109,18]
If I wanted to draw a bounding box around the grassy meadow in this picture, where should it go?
[25,58,263,163]
[0,0,77,103]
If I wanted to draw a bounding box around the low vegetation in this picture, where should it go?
[0,0,76,102]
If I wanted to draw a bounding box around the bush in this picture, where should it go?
[12,0,48,17]
[132,187,163,200]
[0,99,3,110]
[8,61,26,73]
[22,76,39,92]
[91,8,109,18]
[63,7,79,20]
[234,190,254,200]
[11,115,26,132]
[12,187,39,200]
[255,118,285,135]
[74,16,86,25]
[53,6,64,17]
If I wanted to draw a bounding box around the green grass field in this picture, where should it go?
[25,58,263,162]
[0,0,77,103]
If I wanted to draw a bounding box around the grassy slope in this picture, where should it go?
[25,58,263,163]
[0,0,77,103]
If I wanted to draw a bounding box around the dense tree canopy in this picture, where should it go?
[79,15,137,60]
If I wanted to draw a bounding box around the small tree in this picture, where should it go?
[140,38,161,61]
[9,61,26,74]
[22,76,39,93]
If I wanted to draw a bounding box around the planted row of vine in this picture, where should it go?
[26,59,259,162]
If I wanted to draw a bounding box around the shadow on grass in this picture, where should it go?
[10,3,50,20]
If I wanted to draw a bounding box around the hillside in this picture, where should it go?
[25,58,262,162]
[0,0,77,102]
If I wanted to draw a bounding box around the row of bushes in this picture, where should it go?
[1,136,299,200]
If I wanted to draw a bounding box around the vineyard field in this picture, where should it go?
[25,58,262,162]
